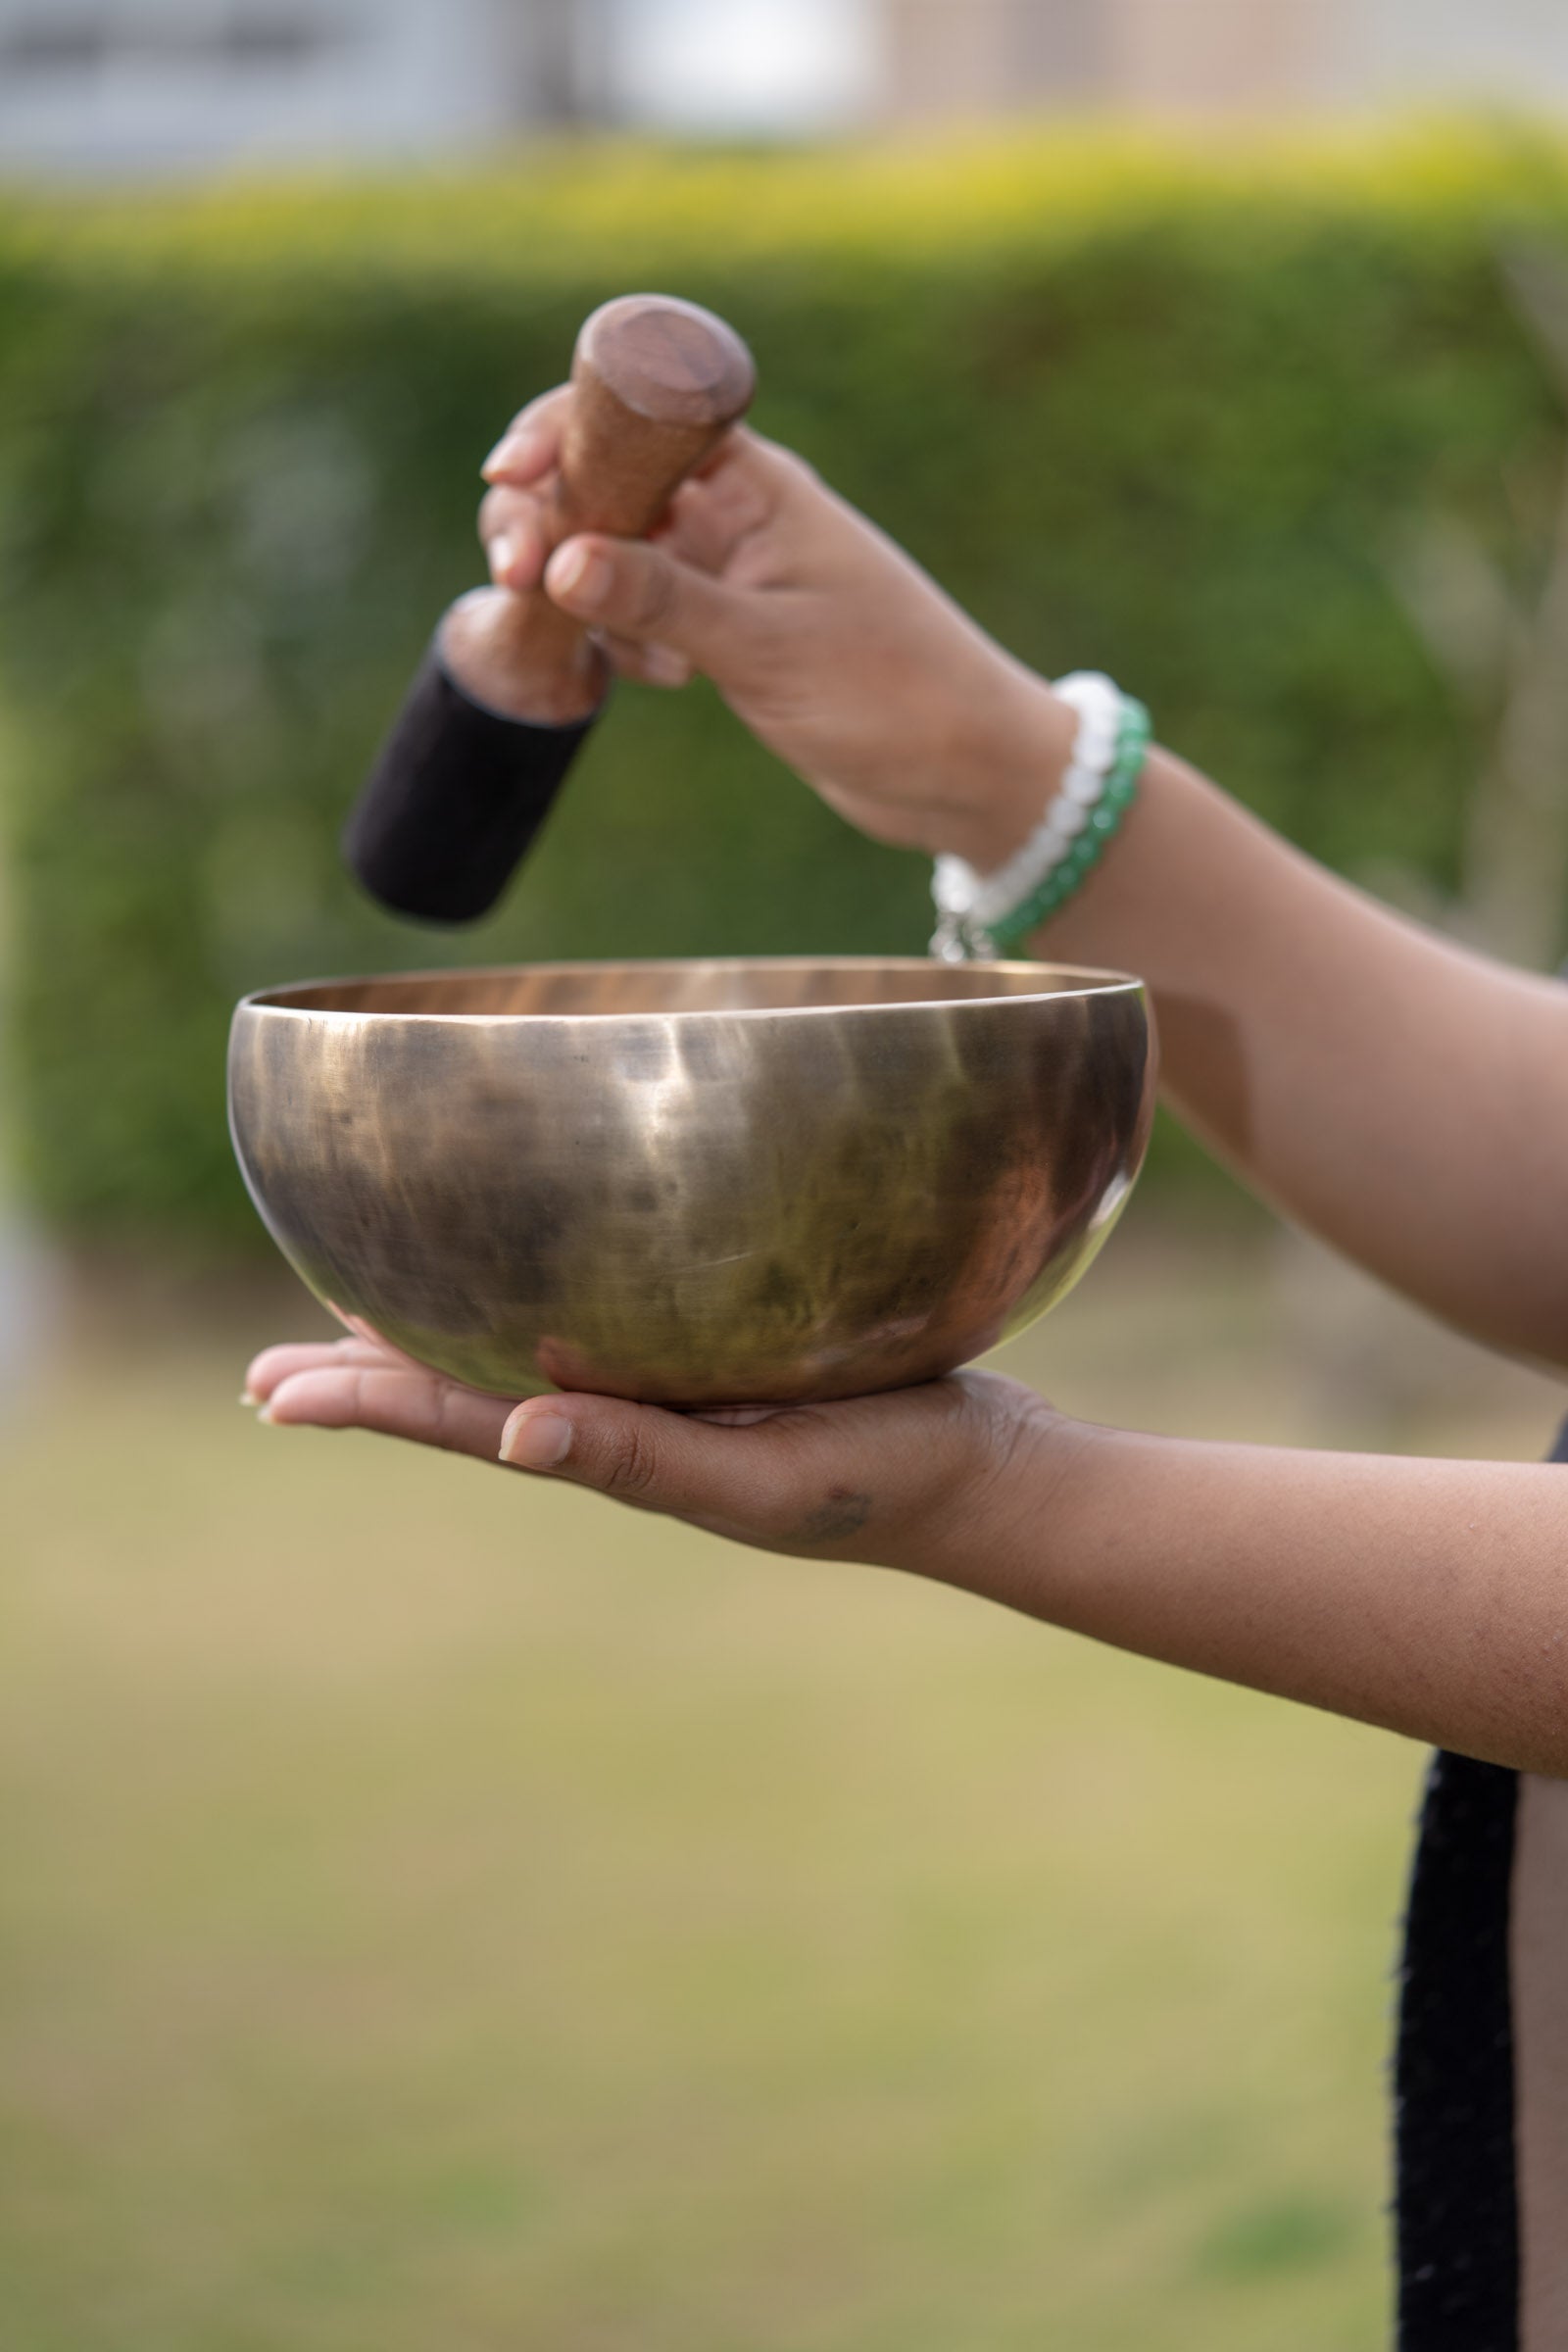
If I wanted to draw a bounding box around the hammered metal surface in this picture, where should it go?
[228,957,1155,1404]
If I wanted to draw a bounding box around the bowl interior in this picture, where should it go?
[247,956,1133,1021]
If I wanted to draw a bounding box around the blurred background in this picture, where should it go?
[6,6,1568,2348]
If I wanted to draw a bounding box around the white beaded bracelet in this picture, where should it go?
[930,672,1136,961]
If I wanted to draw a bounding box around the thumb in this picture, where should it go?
[498,1391,799,1530]
[543,534,754,668]
[494,1373,1017,1565]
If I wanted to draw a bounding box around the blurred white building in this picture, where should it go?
[2,0,1568,176]
[0,0,871,172]
[0,0,607,174]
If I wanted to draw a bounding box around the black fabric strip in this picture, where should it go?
[1396,1749,1520,2349]
[342,647,600,923]
[1395,1414,1568,2343]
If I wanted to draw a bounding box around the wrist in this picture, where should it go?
[893,1373,1090,1592]
[934,671,1078,876]
[934,672,1151,960]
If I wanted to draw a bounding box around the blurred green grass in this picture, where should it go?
[4,1220,1565,2352]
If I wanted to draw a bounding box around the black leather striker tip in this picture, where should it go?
[343,647,600,923]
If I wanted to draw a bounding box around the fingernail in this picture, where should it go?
[256,1403,276,1425]
[546,544,608,611]
[488,533,515,580]
[481,430,538,477]
[501,1409,572,1470]
[238,1389,258,1406]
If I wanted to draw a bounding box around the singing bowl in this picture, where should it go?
[228,957,1156,1406]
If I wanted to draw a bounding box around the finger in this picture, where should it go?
[498,1392,822,1533]
[658,438,779,573]
[261,1364,513,1461]
[480,385,571,484]
[496,1372,1033,1558]
[642,430,808,582]
[543,534,758,669]
[477,485,549,592]
[682,423,806,503]
[495,1386,976,1561]
[242,1336,397,1404]
[599,631,693,689]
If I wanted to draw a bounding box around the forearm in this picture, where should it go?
[248,1336,1568,1772]
[939,1416,1568,1776]
[1008,713,1568,1367]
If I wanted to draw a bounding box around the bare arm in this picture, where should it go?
[1040,742,1568,1369]
[1019,1418,1568,1776]
[242,1345,1568,1777]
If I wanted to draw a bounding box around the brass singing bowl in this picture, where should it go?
[228,957,1156,1406]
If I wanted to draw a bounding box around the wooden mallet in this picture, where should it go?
[344,293,757,923]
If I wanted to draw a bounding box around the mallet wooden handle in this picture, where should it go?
[469,294,757,722]
[562,293,758,534]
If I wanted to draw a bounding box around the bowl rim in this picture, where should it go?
[234,954,1148,1026]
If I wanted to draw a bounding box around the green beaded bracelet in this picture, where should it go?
[986,699,1150,955]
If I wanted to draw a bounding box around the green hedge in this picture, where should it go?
[2,122,1566,1250]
